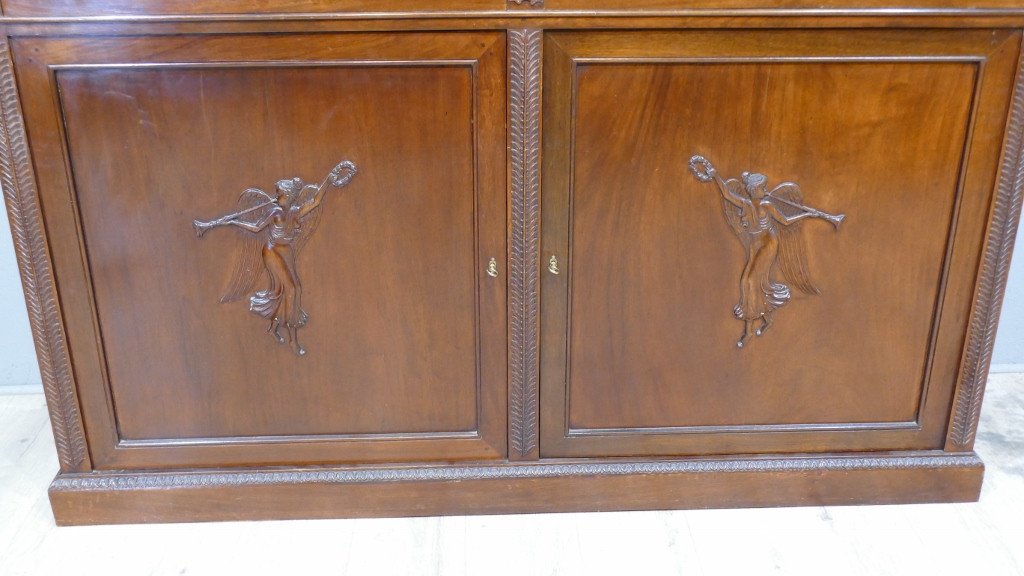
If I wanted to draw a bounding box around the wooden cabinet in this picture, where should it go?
[0,3,1021,525]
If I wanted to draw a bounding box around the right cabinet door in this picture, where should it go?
[539,29,1021,458]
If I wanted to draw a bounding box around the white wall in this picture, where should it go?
[992,230,1024,370]
[0,194,41,390]
[0,195,1023,389]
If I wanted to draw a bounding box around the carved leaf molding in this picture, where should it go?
[0,39,88,471]
[950,48,1024,448]
[509,29,542,458]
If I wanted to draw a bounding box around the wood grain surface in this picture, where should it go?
[11,32,508,468]
[539,29,1020,458]
[1,2,1021,524]
[5,0,1024,17]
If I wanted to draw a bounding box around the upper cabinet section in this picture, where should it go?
[3,0,1024,17]
[539,0,1024,10]
[0,0,504,17]
[540,0,1024,9]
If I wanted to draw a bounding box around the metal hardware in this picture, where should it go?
[548,255,560,275]
[487,258,499,278]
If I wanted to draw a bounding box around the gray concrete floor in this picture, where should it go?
[1,374,1023,576]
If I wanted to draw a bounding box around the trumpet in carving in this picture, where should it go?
[688,155,844,349]
[193,161,358,356]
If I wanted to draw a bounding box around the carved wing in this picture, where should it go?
[768,182,820,296]
[768,182,806,219]
[219,188,273,303]
[720,178,752,248]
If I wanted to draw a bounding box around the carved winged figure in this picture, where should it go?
[193,160,358,356]
[688,155,844,349]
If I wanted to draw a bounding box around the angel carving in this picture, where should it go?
[193,160,358,356]
[688,155,844,349]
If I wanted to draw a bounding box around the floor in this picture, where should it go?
[1,376,1023,576]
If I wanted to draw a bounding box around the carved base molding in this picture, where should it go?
[48,451,984,525]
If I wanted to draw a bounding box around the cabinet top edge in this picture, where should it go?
[4,6,1024,22]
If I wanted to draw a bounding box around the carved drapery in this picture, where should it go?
[193,161,358,357]
[688,154,845,349]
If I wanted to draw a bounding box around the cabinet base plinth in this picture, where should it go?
[48,452,984,526]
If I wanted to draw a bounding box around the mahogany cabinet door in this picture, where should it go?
[539,30,1021,458]
[12,32,507,468]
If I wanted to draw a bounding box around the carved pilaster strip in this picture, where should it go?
[949,48,1024,448]
[508,29,542,458]
[49,453,982,491]
[0,38,89,470]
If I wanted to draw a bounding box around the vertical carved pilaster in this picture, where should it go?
[0,38,89,470]
[508,29,542,459]
[949,49,1024,449]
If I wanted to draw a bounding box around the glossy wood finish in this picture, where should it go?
[539,29,1020,458]
[11,32,508,468]
[0,0,506,17]
[5,0,1024,17]
[2,0,1022,525]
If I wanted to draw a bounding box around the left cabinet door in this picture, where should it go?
[11,32,507,468]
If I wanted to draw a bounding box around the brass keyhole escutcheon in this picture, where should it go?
[487,257,499,278]
[548,255,560,275]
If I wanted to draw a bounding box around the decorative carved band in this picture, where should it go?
[688,155,845,349]
[194,161,358,357]
[508,0,544,6]
[49,453,982,492]
[508,29,542,458]
[950,48,1024,448]
[0,39,89,471]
